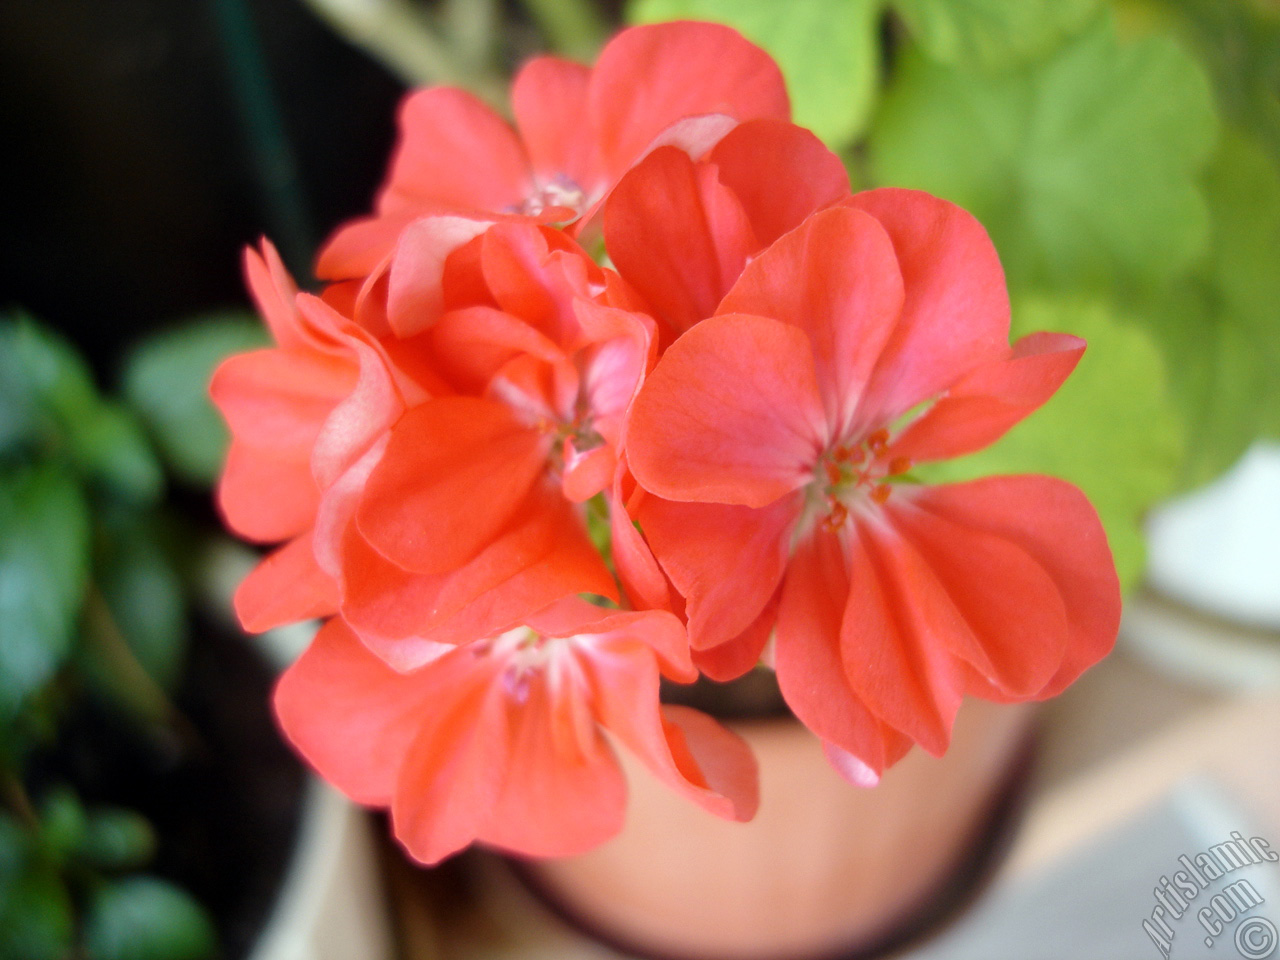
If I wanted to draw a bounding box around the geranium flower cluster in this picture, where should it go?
[212,22,1121,864]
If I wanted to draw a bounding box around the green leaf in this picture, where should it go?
[92,514,188,693]
[916,299,1184,592]
[79,809,157,872]
[0,812,28,901]
[0,463,91,717]
[892,0,1104,68]
[8,316,100,438]
[70,404,165,504]
[628,0,885,148]
[38,789,87,866]
[1,315,163,501]
[84,876,218,960]
[1135,0,1280,167]
[0,864,75,960]
[122,313,269,486]
[869,15,1218,293]
[1138,127,1280,488]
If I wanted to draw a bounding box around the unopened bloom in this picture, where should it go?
[274,600,758,864]
[625,195,1121,783]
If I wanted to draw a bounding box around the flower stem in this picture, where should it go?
[518,0,610,61]
[298,0,507,107]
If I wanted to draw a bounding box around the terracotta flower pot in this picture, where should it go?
[523,695,1037,960]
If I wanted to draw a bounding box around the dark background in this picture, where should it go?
[0,0,405,375]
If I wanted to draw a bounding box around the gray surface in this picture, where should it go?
[908,779,1280,959]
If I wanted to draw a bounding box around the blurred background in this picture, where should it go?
[1,1,1277,958]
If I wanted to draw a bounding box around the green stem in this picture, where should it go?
[82,587,200,748]
[298,0,507,107]
[2,773,38,829]
[443,0,498,70]
[518,0,610,61]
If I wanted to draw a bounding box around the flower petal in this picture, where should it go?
[582,641,759,822]
[885,494,1071,699]
[913,476,1120,699]
[234,533,338,633]
[637,494,799,651]
[589,22,789,182]
[387,215,495,337]
[605,146,756,337]
[480,673,627,858]
[839,520,967,757]
[377,87,530,217]
[774,526,906,779]
[717,206,904,433]
[845,189,1011,427]
[356,397,548,575]
[216,441,318,544]
[628,313,826,507]
[691,586,780,682]
[887,333,1086,463]
[610,462,682,617]
[707,119,850,249]
[343,487,616,659]
[391,659,512,864]
[244,240,307,350]
[273,618,459,807]
[512,56,595,189]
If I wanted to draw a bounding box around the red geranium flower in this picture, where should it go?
[316,21,790,336]
[625,194,1121,783]
[322,221,661,665]
[274,600,758,864]
[210,240,408,632]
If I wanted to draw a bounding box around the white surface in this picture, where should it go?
[250,780,397,960]
[1146,443,1280,629]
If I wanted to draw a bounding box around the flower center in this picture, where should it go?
[813,428,913,530]
[518,175,588,219]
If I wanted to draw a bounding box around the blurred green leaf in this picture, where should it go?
[0,812,28,900]
[0,864,75,960]
[8,315,100,436]
[79,808,157,872]
[1139,127,1280,489]
[70,404,165,504]
[870,15,1218,293]
[84,876,218,960]
[893,0,1104,68]
[629,0,885,149]
[122,313,268,487]
[917,299,1184,592]
[0,329,41,456]
[1138,0,1280,167]
[91,514,188,693]
[0,463,91,718]
[38,788,87,867]
[0,315,163,501]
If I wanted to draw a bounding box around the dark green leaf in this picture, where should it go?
[122,313,269,486]
[70,404,165,504]
[893,0,1104,68]
[870,15,1218,293]
[92,515,188,693]
[629,0,885,148]
[38,788,87,866]
[916,298,1184,592]
[0,864,75,960]
[84,876,218,960]
[0,463,91,717]
[1138,127,1280,489]
[8,316,100,437]
[79,809,157,872]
